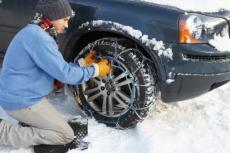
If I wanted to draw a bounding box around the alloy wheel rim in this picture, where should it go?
[82,56,136,117]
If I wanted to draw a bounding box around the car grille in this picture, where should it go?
[183,54,230,62]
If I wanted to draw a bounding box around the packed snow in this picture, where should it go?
[0,82,230,153]
[209,35,230,52]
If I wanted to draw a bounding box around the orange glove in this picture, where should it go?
[78,50,97,67]
[93,59,112,77]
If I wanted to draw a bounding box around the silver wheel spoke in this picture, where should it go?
[108,96,113,115]
[84,87,99,95]
[102,94,108,114]
[91,78,101,85]
[113,93,128,108]
[114,72,128,82]
[88,92,101,102]
[115,79,133,87]
[116,90,130,102]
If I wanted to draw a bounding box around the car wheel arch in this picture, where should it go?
[64,26,167,84]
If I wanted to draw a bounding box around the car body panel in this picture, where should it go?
[0,0,230,102]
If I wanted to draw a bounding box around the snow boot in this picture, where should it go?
[33,139,89,153]
[34,117,89,153]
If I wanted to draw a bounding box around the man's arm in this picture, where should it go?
[28,39,94,84]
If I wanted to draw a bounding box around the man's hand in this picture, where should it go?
[84,50,97,67]
[77,50,112,77]
[93,59,112,77]
[78,50,97,67]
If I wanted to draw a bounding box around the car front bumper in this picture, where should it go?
[161,71,230,102]
[160,44,230,102]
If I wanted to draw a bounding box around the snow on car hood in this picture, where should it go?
[137,0,230,12]
[209,35,230,52]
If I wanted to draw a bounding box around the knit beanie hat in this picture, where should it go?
[35,0,74,20]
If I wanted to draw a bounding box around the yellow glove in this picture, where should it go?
[92,59,112,77]
[78,50,97,67]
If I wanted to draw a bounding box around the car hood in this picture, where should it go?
[205,10,230,22]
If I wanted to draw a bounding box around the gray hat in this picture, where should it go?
[35,0,74,20]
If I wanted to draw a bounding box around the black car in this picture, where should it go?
[1,0,230,129]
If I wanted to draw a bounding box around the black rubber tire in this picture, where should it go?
[74,37,157,129]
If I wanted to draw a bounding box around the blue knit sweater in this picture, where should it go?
[0,24,94,111]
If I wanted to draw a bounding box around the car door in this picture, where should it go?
[0,0,38,63]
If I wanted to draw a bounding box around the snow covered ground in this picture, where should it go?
[0,82,230,153]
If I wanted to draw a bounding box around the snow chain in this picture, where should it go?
[73,38,158,129]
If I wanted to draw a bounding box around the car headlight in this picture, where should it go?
[179,13,229,44]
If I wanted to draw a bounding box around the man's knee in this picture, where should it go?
[60,125,75,144]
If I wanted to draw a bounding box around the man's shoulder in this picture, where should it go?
[22,24,54,42]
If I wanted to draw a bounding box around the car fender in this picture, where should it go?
[63,20,170,82]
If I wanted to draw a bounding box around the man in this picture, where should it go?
[0,0,111,150]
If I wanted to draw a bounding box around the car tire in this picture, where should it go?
[73,37,157,129]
